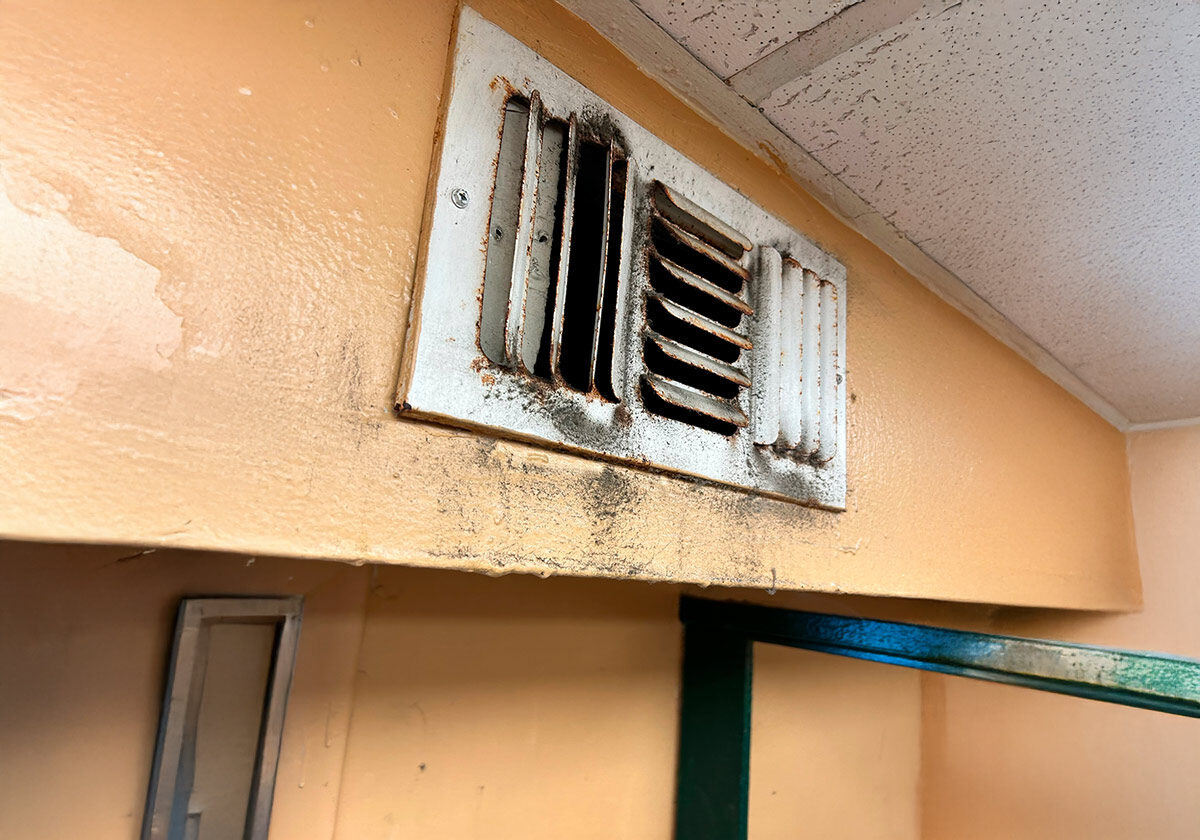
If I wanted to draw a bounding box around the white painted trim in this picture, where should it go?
[1126,416,1200,433]
[727,0,927,103]
[552,0,1132,431]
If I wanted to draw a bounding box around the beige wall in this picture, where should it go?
[0,0,1139,609]
[750,645,920,840]
[0,541,925,840]
[0,542,368,840]
[921,424,1200,839]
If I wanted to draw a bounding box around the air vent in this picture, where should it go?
[399,8,847,509]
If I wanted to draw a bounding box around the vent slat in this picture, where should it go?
[648,294,753,351]
[799,267,822,457]
[504,91,544,369]
[521,116,568,373]
[652,252,754,316]
[584,141,616,392]
[651,181,753,258]
[643,374,749,429]
[816,279,839,464]
[778,258,804,448]
[647,332,750,388]
[478,96,531,366]
[548,114,579,382]
[593,154,627,402]
[653,215,751,290]
[751,246,783,446]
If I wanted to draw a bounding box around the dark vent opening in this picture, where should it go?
[643,340,740,400]
[648,261,743,328]
[640,379,739,436]
[531,119,571,380]
[593,157,627,402]
[650,181,749,259]
[645,297,742,364]
[558,139,610,392]
[650,218,744,294]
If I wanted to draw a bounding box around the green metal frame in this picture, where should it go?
[674,596,1200,840]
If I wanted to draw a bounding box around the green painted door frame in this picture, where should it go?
[674,596,1200,840]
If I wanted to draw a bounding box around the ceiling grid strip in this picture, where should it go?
[552,0,1132,430]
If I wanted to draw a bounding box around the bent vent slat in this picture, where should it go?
[649,294,753,351]
[652,252,754,316]
[644,374,749,428]
[648,332,751,388]
[651,181,753,257]
[548,114,579,382]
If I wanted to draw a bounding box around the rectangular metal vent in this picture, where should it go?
[398,8,848,509]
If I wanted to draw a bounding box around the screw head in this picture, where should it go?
[450,187,469,209]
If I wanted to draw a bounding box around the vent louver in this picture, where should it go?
[479,93,628,400]
[751,250,841,465]
[643,182,754,436]
[399,9,847,509]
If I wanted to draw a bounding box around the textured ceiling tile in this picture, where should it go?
[761,0,1200,422]
[631,0,861,78]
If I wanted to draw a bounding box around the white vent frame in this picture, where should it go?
[398,7,847,509]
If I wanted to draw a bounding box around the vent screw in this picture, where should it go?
[450,187,470,209]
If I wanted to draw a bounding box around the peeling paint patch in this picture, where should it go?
[0,170,183,420]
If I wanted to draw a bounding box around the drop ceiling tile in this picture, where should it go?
[760,0,1200,422]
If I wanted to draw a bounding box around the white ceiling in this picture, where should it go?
[631,0,1200,424]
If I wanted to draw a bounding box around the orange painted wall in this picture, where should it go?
[920,425,1200,838]
[750,644,920,839]
[0,542,368,840]
[0,542,923,840]
[0,0,1139,609]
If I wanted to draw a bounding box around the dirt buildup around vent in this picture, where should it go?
[577,103,628,150]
